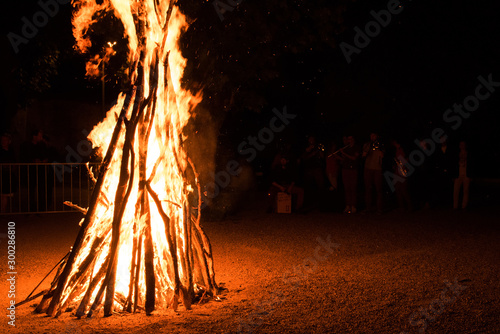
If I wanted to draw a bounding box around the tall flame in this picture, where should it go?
[42,0,216,317]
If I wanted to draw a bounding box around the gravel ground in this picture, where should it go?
[1,197,499,334]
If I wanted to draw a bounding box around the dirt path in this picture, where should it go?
[1,203,499,333]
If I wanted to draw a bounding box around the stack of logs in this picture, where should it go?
[35,1,217,318]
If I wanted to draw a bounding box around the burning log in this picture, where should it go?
[40,0,218,318]
[64,201,88,214]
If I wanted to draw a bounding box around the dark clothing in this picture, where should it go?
[434,145,454,175]
[450,150,473,178]
[452,149,471,209]
[364,169,383,212]
[22,141,48,163]
[395,180,412,211]
[301,146,324,170]
[301,145,325,195]
[272,164,297,187]
[363,142,384,212]
[394,147,408,177]
[341,144,360,208]
[434,145,454,206]
[326,154,341,176]
[341,145,360,170]
[342,169,358,207]
[393,147,412,210]
[363,141,384,170]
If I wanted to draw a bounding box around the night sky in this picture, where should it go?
[1,0,499,176]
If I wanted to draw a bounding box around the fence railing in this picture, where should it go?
[0,163,100,215]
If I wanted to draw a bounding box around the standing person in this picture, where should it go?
[434,135,454,207]
[452,141,471,210]
[300,135,325,206]
[362,132,385,214]
[391,139,412,211]
[340,135,360,213]
[0,133,16,213]
[325,141,342,191]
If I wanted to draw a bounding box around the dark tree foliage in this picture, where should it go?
[14,41,60,103]
[179,0,353,114]
[1,0,353,131]
[65,0,354,118]
[1,2,71,108]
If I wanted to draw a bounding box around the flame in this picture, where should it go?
[50,0,214,316]
[72,0,109,53]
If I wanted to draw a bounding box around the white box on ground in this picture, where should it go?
[276,192,291,213]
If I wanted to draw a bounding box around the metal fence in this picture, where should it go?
[0,163,100,215]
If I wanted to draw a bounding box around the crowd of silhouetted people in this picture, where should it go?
[1,128,475,215]
[267,132,472,214]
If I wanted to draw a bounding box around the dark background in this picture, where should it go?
[1,0,499,176]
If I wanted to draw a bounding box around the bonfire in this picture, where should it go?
[36,0,218,317]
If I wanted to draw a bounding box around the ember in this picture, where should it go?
[36,0,217,317]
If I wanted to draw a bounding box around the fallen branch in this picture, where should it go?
[15,289,49,308]
[64,201,88,214]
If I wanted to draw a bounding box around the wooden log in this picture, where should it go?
[48,225,112,315]
[87,274,106,318]
[188,157,218,293]
[90,140,136,317]
[45,2,218,317]
[57,267,93,317]
[137,87,156,316]
[63,201,87,214]
[143,202,155,315]
[115,292,128,310]
[75,257,109,318]
[124,218,139,312]
[145,182,182,310]
[179,202,193,309]
[100,76,153,316]
[103,138,135,316]
[186,158,204,289]
[15,289,49,308]
[96,47,152,316]
[63,237,103,297]
[46,88,136,316]
[140,149,154,315]
[83,51,146,312]
[190,225,213,293]
[48,235,106,316]
[33,256,67,313]
[133,234,143,313]
[86,162,97,184]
